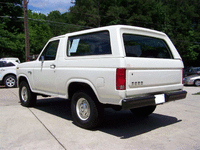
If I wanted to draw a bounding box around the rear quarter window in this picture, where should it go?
[67,31,111,56]
[123,34,173,59]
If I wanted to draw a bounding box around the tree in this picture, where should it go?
[68,0,200,66]
[1,0,199,65]
[0,0,24,60]
[69,0,101,27]
[28,10,53,55]
[163,0,200,66]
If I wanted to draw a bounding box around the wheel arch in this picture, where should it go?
[3,73,16,81]
[17,75,32,89]
[67,79,100,103]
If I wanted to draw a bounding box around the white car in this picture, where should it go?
[0,57,20,63]
[0,59,19,88]
[184,74,200,86]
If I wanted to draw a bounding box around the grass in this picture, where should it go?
[192,92,200,95]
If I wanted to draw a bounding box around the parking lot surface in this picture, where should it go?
[0,86,200,150]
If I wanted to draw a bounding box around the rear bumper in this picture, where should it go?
[122,90,187,110]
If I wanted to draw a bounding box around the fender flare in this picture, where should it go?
[17,74,33,91]
[66,78,100,100]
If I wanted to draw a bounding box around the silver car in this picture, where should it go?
[184,74,200,86]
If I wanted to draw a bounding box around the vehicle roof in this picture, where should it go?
[0,60,19,65]
[50,25,166,40]
[0,57,20,63]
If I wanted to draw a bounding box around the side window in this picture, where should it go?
[5,62,15,67]
[0,62,4,67]
[123,34,173,59]
[40,40,59,61]
[67,31,111,56]
[0,61,15,67]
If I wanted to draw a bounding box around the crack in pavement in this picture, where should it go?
[28,108,67,150]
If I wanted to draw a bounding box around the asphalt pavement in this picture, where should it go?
[0,86,200,150]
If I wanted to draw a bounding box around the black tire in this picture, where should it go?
[194,80,200,86]
[19,81,37,107]
[4,75,16,88]
[71,91,104,129]
[130,105,156,117]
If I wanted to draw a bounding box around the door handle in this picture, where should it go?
[50,64,56,69]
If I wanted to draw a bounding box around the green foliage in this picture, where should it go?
[28,10,53,55]
[69,0,200,67]
[0,0,24,61]
[0,0,199,66]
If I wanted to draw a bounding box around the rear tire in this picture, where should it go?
[130,105,156,117]
[71,91,104,129]
[19,81,36,107]
[194,80,200,86]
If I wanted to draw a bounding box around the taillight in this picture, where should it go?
[116,68,126,90]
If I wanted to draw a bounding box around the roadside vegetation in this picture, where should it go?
[0,0,199,66]
[193,92,200,95]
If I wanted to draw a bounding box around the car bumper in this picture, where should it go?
[122,90,187,110]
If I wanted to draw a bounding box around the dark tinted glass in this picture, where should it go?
[0,61,15,67]
[40,40,59,61]
[6,62,15,67]
[123,34,173,59]
[68,31,111,56]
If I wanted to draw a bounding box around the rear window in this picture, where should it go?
[123,34,173,59]
[67,31,111,56]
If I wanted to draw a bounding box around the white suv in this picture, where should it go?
[0,58,19,88]
[17,25,187,129]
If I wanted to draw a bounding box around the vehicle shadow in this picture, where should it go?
[0,86,7,89]
[35,98,181,139]
[35,97,72,120]
[99,108,181,139]
[0,86,17,89]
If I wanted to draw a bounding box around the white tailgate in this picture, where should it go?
[125,57,184,96]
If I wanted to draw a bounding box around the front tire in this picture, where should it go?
[4,75,16,88]
[19,81,36,107]
[130,105,156,117]
[71,91,104,129]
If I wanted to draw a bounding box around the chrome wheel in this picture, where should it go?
[71,91,104,129]
[76,98,90,120]
[5,76,16,87]
[19,81,37,107]
[21,86,28,102]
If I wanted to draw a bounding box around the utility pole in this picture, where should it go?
[23,0,30,61]
[71,0,75,4]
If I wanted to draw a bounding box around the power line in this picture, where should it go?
[0,16,199,45]
[0,15,92,29]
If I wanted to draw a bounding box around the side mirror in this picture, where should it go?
[40,56,44,70]
[41,56,44,63]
